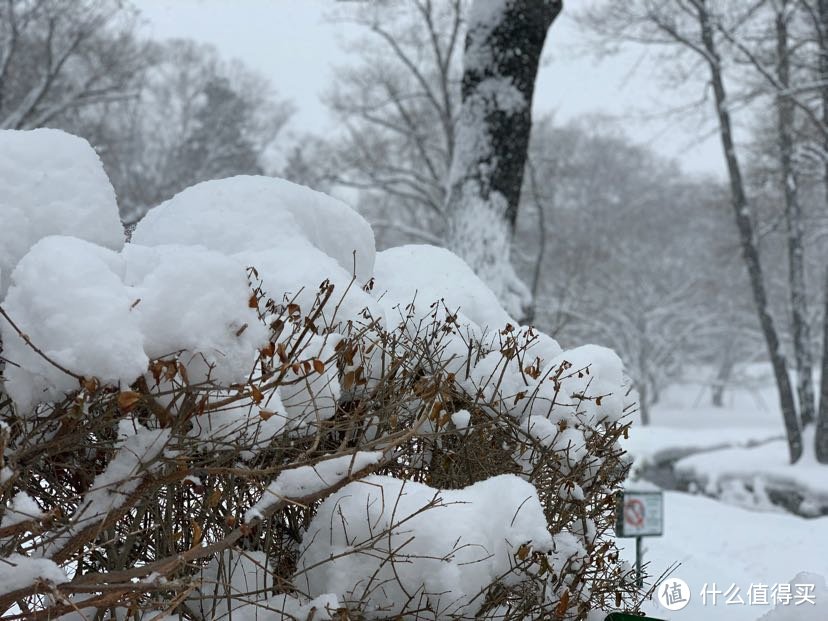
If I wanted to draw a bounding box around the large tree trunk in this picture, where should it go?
[775,2,816,428]
[697,0,802,462]
[445,0,562,320]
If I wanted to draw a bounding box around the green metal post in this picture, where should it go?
[635,536,643,588]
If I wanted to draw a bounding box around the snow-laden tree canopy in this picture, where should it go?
[0,129,638,620]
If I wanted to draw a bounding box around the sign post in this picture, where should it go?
[615,490,663,588]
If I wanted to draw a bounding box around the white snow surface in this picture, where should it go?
[1,237,266,411]
[451,408,471,430]
[246,451,383,522]
[188,386,289,458]
[192,549,270,620]
[296,474,554,619]
[0,554,67,596]
[192,548,341,620]
[623,371,827,620]
[525,344,626,426]
[619,491,828,621]
[756,572,828,620]
[0,129,124,297]
[239,243,381,329]
[1,168,390,410]
[0,491,43,528]
[122,242,268,386]
[2,237,148,410]
[131,175,376,284]
[463,0,507,73]
[373,244,512,331]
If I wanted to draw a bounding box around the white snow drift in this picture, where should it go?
[295,474,556,618]
[0,129,124,297]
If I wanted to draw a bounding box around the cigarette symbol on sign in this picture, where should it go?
[625,498,645,528]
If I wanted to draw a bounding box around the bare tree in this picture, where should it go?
[445,0,562,320]
[518,118,744,424]
[707,0,820,429]
[0,0,146,130]
[582,0,804,462]
[709,0,828,456]
[68,40,292,222]
[326,0,465,244]
[774,0,817,427]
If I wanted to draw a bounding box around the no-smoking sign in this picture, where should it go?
[616,491,663,537]
[625,498,646,528]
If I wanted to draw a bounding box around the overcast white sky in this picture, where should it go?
[134,0,726,179]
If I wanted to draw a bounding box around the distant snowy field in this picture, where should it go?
[623,370,828,620]
[618,492,828,620]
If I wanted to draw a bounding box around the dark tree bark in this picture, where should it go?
[446,0,562,320]
[697,0,802,462]
[775,1,816,429]
[817,270,828,462]
[711,342,735,407]
[816,0,828,463]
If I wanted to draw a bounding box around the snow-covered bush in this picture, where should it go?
[0,130,639,619]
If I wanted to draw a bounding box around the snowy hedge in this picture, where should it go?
[0,129,639,620]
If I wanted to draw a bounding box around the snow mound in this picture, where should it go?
[1,237,147,410]
[188,386,289,458]
[373,244,512,331]
[191,549,271,620]
[528,345,626,426]
[296,474,553,618]
[0,554,67,597]
[131,175,376,284]
[1,237,266,411]
[0,129,124,297]
[122,243,267,386]
[246,451,383,523]
[238,243,381,329]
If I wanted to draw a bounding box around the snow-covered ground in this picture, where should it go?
[618,491,828,620]
[622,371,828,620]
[623,371,783,472]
